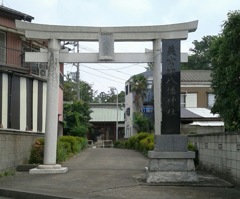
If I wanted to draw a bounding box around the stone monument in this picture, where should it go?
[146,40,198,182]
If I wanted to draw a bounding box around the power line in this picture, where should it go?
[81,64,127,81]
[80,69,125,84]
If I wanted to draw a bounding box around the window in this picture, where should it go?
[125,85,128,95]
[126,108,130,116]
[181,93,186,108]
[181,93,197,108]
[208,93,215,108]
[186,93,197,108]
[0,32,6,64]
[147,80,153,89]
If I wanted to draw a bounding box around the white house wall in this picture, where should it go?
[42,82,47,133]
[1,73,8,128]
[124,82,137,138]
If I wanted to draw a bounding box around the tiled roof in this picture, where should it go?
[127,70,212,83]
[0,5,34,22]
[181,70,211,82]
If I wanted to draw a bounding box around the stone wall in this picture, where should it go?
[181,124,224,134]
[189,132,240,187]
[0,130,44,172]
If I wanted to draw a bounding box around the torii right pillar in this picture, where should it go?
[146,39,198,183]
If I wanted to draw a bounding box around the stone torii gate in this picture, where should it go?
[16,20,198,181]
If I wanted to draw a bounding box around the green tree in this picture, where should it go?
[80,81,96,102]
[63,75,95,102]
[133,112,154,133]
[210,10,240,131]
[145,62,154,71]
[63,101,92,137]
[181,35,217,70]
[118,91,125,103]
[63,76,77,101]
[131,74,148,112]
[93,91,109,103]
[93,88,125,103]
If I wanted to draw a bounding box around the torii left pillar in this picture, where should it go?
[30,39,68,174]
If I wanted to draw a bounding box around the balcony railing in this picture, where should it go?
[0,45,26,68]
[1,45,64,87]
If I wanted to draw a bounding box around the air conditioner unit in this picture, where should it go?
[38,64,48,78]
[39,69,48,78]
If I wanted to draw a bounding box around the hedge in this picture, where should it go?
[29,136,87,164]
[114,132,197,157]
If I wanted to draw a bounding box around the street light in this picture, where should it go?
[110,87,118,141]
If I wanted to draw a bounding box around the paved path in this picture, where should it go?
[0,148,240,199]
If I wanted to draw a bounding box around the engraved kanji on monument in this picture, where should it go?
[162,39,180,135]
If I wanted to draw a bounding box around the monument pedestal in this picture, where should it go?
[29,164,68,174]
[146,135,198,183]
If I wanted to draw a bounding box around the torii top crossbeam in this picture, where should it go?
[16,20,198,41]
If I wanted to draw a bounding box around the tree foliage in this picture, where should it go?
[63,75,96,102]
[93,88,125,103]
[181,35,217,70]
[131,74,148,112]
[211,10,240,131]
[133,112,154,133]
[63,101,92,137]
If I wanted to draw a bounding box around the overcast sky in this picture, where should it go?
[3,0,240,94]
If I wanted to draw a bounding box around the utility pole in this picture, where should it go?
[110,87,118,141]
[76,42,80,101]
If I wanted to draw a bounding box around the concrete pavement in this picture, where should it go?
[0,148,240,199]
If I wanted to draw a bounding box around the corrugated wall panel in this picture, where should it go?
[26,78,33,130]
[0,16,15,28]
[11,75,20,129]
[20,77,27,131]
[6,33,22,67]
[32,80,38,132]
[37,81,43,132]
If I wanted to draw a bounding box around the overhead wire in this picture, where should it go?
[80,69,125,84]
[64,43,158,84]
[81,64,127,81]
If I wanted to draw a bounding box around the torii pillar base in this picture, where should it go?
[146,135,198,183]
[29,164,68,174]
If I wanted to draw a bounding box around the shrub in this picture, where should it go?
[59,136,81,154]
[29,136,87,164]
[69,125,88,137]
[57,141,69,163]
[115,133,197,161]
[114,133,153,156]
[188,142,199,166]
[0,169,15,178]
[114,140,127,148]
[29,139,44,164]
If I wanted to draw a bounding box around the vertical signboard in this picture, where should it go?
[162,39,180,134]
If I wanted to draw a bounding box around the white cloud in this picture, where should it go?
[109,0,152,14]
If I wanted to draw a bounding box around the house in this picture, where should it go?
[0,5,64,134]
[89,103,125,141]
[181,70,214,108]
[125,70,223,137]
